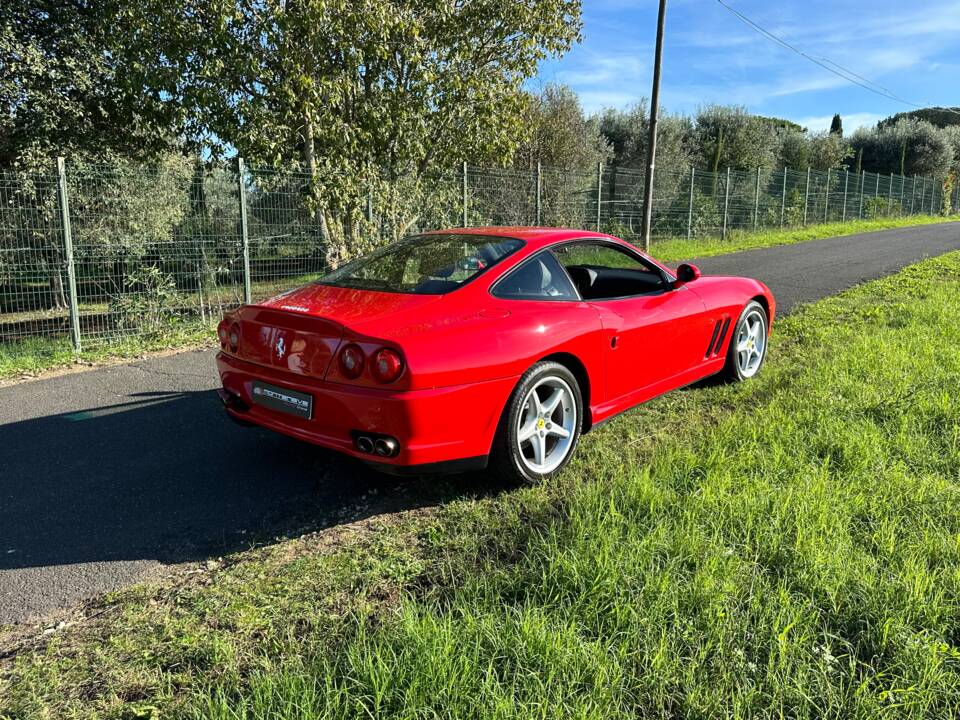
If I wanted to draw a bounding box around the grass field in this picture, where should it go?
[3,249,960,717]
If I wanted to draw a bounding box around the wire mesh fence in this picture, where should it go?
[0,158,954,352]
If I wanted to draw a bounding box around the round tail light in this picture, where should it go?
[228,323,240,352]
[372,348,404,383]
[338,344,365,379]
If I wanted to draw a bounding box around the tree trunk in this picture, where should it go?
[50,270,67,311]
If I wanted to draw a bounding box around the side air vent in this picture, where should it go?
[705,321,722,359]
[711,317,732,357]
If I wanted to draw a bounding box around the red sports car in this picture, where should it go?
[217,227,774,483]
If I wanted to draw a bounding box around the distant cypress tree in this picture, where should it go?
[830,113,843,137]
[900,141,907,176]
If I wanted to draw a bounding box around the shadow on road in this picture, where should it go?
[0,389,507,571]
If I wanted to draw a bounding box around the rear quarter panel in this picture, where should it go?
[345,295,606,392]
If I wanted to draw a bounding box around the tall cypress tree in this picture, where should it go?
[829,113,843,137]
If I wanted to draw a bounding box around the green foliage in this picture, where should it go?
[694,105,780,171]
[598,101,693,174]
[0,0,174,170]
[943,174,955,216]
[683,189,722,237]
[862,195,898,219]
[829,113,843,136]
[943,127,960,177]
[849,119,954,178]
[777,130,850,171]
[878,107,960,130]
[109,265,179,331]
[516,84,610,171]
[755,115,805,133]
[117,0,582,245]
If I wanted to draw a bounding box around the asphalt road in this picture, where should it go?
[1,222,958,624]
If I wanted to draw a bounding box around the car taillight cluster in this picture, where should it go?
[338,344,404,383]
[227,323,240,352]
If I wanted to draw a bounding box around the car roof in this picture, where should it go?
[422,226,614,250]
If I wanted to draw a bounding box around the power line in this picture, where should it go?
[714,0,960,118]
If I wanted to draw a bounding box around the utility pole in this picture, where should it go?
[640,0,668,253]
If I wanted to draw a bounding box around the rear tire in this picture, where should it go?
[721,300,768,382]
[489,361,583,485]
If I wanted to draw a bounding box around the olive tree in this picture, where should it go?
[848,119,953,177]
[119,0,583,264]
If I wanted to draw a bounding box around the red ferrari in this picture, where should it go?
[217,227,774,483]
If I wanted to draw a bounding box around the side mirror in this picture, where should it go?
[674,263,701,286]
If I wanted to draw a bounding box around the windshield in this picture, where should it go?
[316,234,524,294]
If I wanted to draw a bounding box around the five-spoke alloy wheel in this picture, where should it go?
[491,361,583,484]
[723,300,768,382]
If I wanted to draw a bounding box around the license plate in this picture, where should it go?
[251,381,313,419]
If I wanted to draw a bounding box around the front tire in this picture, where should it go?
[489,361,583,484]
[722,300,768,382]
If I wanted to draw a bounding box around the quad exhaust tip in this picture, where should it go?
[353,433,400,458]
[375,438,398,457]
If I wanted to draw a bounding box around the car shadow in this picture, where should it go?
[0,389,509,572]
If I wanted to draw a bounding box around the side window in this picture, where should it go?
[492,252,579,301]
[553,242,667,300]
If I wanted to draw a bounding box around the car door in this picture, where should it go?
[554,241,713,406]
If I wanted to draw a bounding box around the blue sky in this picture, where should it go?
[535,0,960,132]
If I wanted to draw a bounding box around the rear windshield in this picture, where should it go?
[316,234,523,294]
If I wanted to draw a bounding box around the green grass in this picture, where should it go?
[650,214,959,263]
[4,251,960,718]
[0,321,216,381]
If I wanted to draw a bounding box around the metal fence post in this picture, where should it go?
[911,175,917,214]
[753,167,761,230]
[780,168,787,228]
[875,173,880,198]
[919,176,925,215]
[56,157,81,352]
[887,172,893,214]
[931,178,938,215]
[859,170,867,220]
[823,168,830,222]
[899,174,905,216]
[535,161,542,225]
[803,167,810,226]
[722,167,731,239]
[595,161,603,232]
[686,166,695,239]
[842,170,848,222]
[461,161,468,227]
[237,157,252,305]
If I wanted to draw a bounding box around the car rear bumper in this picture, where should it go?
[216,352,517,469]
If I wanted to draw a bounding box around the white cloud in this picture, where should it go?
[577,90,644,113]
[791,112,885,133]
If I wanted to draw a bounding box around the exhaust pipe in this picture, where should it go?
[375,437,399,457]
[356,435,375,454]
[217,388,250,413]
